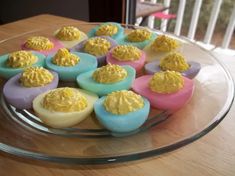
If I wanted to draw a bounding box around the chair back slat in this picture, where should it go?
[188,0,203,40]
[160,0,171,31]
[222,5,235,49]
[174,0,186,35]
[203,0,223,44]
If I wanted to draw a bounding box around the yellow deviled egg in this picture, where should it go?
[54,26,88,48]
[33,87,98,128]
[143,35,181,62]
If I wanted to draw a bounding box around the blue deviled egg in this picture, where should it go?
[87,22,124,40]
[94,90,150,133]
[118,28,157,49]
[45,48,97,81]
[0,50,45,79]
[76,64,136,96]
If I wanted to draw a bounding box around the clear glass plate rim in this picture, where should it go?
[0,23,234,164]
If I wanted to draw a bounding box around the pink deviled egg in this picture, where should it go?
[106,45,146,73]
[132,70,194,112]
[22,36,63,56]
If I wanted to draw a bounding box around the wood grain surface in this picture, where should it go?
[0,14,235,176]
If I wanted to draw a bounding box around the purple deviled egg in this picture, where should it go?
[70,36,117,67]
[144,52,201,79]
[3,67,59,109]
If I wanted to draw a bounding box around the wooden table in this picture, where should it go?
[0,14,235,176]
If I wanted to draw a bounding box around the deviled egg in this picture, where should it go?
[71,36,117,66]
[132,70,194,111]
[145,52,201,79]
[94,90,150,133]
[106,45,146,72]
[45,48,97,81]
[33,87,98,128]
[22,36,63,56]
[77,64,135,96]
[54,26,88,48]
[87,22,124,40]
[0,50,45,79]
[3,67,59,109]
[144,35,181,62]
[118,28,157,49]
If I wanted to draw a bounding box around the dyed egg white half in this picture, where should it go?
[45,52,97,81]
[33,88,98,128]
[132,75,194,111]
[0,52,45,79]
[106,49,146,73]
[145,60,201,79]
[143,41,183,62]
[94,96,150,133]
[117,33,157,49]
[3,71,59,109]
[70,36,117,67]
[54,29,88,49]
[87,22,124,40]
[76,65,136,96]
[21,38,64,56]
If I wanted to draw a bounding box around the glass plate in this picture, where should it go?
[0,23,234,164]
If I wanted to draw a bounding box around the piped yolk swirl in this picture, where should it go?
[160,52,189,72]
[127,29,151,42]
[151,35,179,52]
[92,64,127,83]
[112,45,141,61]
[20,67,54,87]
[42,87,88,112]
[25,36,54,51]
[56,26,81,41]
[104,90,144,115]
[149,71,184,94]
[52,48,79,67]
[84,37,111,56]
[7,50,37,68]
[96,24,118,36]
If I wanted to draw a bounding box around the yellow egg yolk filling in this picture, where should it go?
[96,24,118,36]
[104,90,144,115]
[151,35,179,52]
[160,52,189,72]
[56,26,81,41]
[20,67,54,87]
[149,71,184,94]
[92,64,127,83]
[84,37,111,56]
[52,48,80,67]
[127,29,151,42]
[42,87,88,112]
[112,45,141,61]
[7,50,37,68]
[25,36,54,51]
